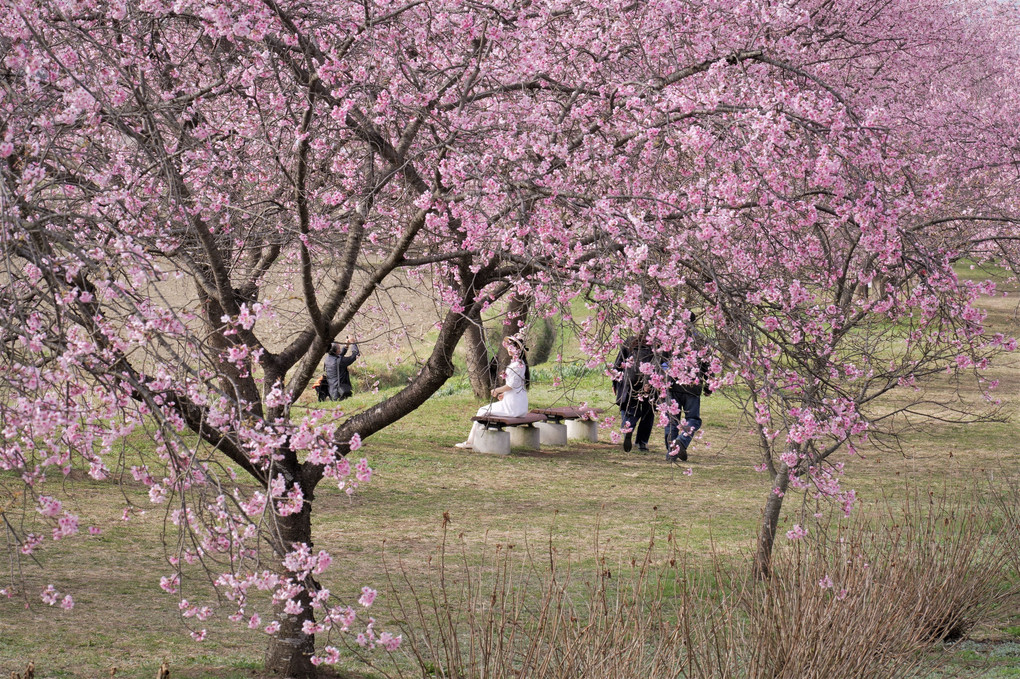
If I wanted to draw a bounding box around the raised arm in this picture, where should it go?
[338,340,360,367]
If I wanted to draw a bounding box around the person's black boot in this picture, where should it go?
[666,441,688,463]
[623,431,633,452]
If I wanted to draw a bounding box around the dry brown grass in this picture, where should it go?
[341,487,1017,679]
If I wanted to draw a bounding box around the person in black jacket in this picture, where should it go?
[325,335,359,401]
[612,335,657,453]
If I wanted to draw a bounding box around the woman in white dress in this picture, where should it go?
[455,335,529,449]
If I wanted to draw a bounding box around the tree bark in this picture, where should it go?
[464,306,494,399]
[264,501,317,678]
[495,294,530,376]
[529,317,557,366]
[753,461,790,581]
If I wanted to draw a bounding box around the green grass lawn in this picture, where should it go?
[3,365,1017,678]
[2,284,1018,678]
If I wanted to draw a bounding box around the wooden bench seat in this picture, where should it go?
[471,413,547,429]
[530,406,602,422]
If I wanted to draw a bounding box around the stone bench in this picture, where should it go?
[529,407,603,444]
[470,413,547,455]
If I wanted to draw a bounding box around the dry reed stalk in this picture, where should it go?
[745,488,1017,678]
[350,488,1015,679]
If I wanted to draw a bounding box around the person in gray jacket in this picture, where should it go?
[325,335,359,401]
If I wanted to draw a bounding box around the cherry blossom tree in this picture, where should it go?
[557,0,1020,577]
[2,0,1019,676]
[0,0,558,673]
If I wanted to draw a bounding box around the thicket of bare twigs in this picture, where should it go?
[744,489,1017,678]
[353,487,1018,679]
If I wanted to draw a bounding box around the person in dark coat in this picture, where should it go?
[612,335,656,453]
[325,335,359,401]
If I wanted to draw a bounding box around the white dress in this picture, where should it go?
[476,360,528,418]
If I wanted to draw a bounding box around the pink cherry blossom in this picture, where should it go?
[786,525,808,541]
[0,0,1016,671]
[358,587,377,608]
[40,585,60,606]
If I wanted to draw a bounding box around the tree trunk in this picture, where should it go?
[464,307,494,399]
[529,317,557,366]
[753,462,790,581]
[265,505,317,678]
[495,294,530,376]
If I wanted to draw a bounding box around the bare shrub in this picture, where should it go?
[746,489,1018,678]
[995,468,1020,577]
[368,525,743,678]
[356,491,1015,679]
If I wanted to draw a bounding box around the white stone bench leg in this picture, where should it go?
[510,424,542,450]
[566,419,598,442]
[474,425,511,455]
[535,421,568,446]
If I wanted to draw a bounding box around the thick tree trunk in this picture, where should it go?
[529,317,557,366]
[495,294,530,376]
[285,282,491,676]
[198,287,264,416]
[753,462,790,581]
[464,307,494,399]
[265,505,317,678]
